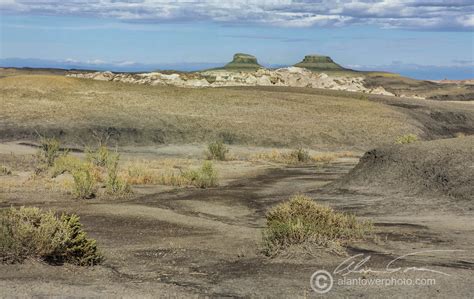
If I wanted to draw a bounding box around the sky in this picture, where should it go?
[0,0,473,79]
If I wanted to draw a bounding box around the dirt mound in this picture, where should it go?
[327,137,474,200]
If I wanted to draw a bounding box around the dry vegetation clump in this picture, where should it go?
[124,162,156,185]
[155,171,190,186]
[206,141,229,161]
[122,161,188,186]
[86,145,110,167]
[104,152,131,195]
[71,162,97,199]
[288,148,311,163]
[252,149,311,164]
[51,146,131,198]
[50,155,84,178]
[262,195,373,256]
[183,161,218,188]
[35,137,66,173]
[121,159,218,188]
[51,155,100,199]
[395,134,418,144]
[0,206,102,266]
[253,149,356,164]
[0,165,12,176]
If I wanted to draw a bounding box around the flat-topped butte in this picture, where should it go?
[223,53,262,70]
[294,55,345,71]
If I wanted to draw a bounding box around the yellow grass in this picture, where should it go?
[251,150,356,164]
[0,75,423,149]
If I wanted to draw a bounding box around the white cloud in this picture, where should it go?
[1,0,472,30]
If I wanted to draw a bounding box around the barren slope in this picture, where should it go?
[327,137,474,200]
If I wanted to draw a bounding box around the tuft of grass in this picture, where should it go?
[183,161,218,188]
[395,134,418,144]
[105,152,131,195]
[0,165,12,176]
[262,195,373,256]
[206,141,229,161]
[0,206,102,265]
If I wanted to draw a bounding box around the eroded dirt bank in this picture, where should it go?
[326,137,474,200]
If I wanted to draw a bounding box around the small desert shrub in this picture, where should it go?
[288,148,311,163]
[262,195,373,256]
[206,141,229,161]
[86,145,110,167]
[395,134,418,144]
[71,163,97,199]
[0,206,102,265]
[50,155,84,177]
[183,161,218,188]
[105,153,131,195]
[0,165,12,176]
[35,137,65,172]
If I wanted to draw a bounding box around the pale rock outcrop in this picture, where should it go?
[67,67,395,96]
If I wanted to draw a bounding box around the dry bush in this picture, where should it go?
[0,206,102,265]
[50,155,84,178]
[252,149,310,164]
[183,161,218,188]
[50,156,98,199]
[395,134,418,144]
[85,145,110,167]
[288,148,311,163]
[0,165,12,176]
[262,195,373,256]
[206,141,229,161]
[156,171,190,186]
[105,152,131,195]
[35,137,66,172]
[71,163,97,199]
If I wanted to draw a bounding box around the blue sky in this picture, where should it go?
[0,1,473,79]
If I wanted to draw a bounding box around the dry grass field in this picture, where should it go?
[1,74,424,149]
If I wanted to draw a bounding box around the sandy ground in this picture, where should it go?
[0,143,473,298]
